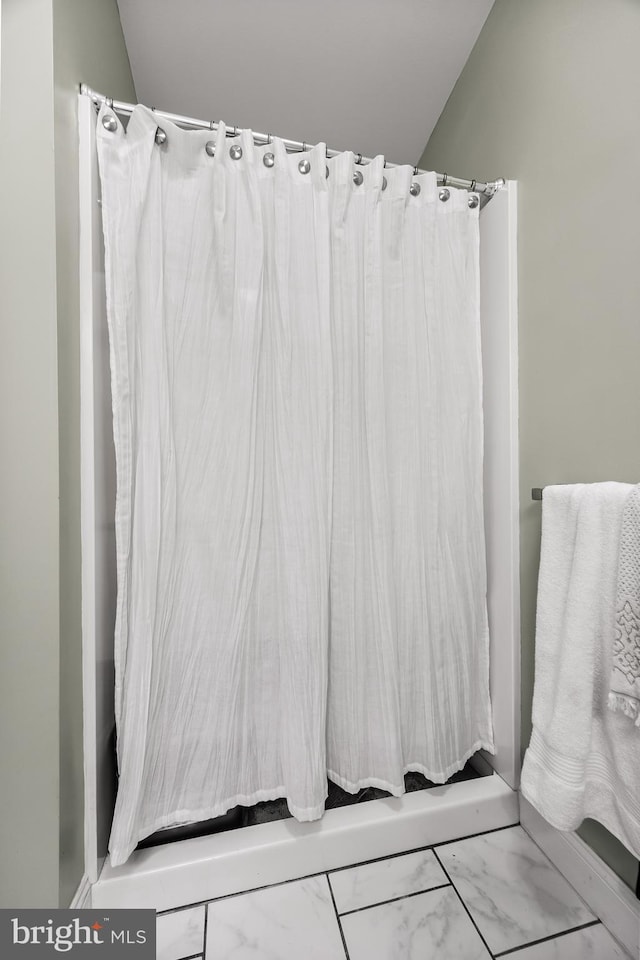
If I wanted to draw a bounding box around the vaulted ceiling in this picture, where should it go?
[117,0,494,166]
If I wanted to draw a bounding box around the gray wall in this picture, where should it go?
[0,0,134,908]
[421,0,640,890]
[0,0,61,910]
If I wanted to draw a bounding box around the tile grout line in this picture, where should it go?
[328,821,521,876]
[202,898,209,960]
[338,882,452,917]
[158,902,212,917]
[432,847,496,959]
[155,820,521,916]
[429,822,521,855]
[326,873,351,960]
[493,919,603,957]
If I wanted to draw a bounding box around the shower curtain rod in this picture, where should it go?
[80,84,505,199]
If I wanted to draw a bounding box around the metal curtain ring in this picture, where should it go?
[413,166,419,176]
[470,179,476,192]
[356,153,363,165]
[442,172,448,186]
[267,133,272,144]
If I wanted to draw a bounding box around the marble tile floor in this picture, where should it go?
[155,824,631,960]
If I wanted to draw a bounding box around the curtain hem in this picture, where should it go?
[327,738,496,797]
[109,788,328,867]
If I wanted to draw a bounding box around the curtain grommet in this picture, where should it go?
[353,170,364,186]
[205,141,216,157]
[410,182,421,197]
[439,187,451,202]
[263,152,275,168]
[230,144,243,160]
[155,127,167,146]
[381,176,387,191]
[468,194,479,209]
[298,158,311,175]
[102,114,118,133]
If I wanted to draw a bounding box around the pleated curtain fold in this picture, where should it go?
[97,105,494,867]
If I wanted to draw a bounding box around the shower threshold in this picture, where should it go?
[92,763,518,910]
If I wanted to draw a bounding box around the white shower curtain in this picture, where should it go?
[97,104,494,867]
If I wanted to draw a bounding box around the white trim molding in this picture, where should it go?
[520,797,640,959]
[479,180,521,790]
[69,874,92,910]
[79,91,118,885]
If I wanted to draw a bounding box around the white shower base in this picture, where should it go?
[91,773,518,910]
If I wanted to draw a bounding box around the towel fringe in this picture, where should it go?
[607,691,640,727]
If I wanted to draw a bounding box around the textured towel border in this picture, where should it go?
[609,485,640,726]
[608,692,640,727]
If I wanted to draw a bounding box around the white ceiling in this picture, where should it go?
[117,0,494,166]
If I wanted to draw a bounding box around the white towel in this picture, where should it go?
[521,482,640,860]
[609,484,640,726]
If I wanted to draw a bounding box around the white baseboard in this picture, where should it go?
[69,874,92,909]
[520,796,640,959]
